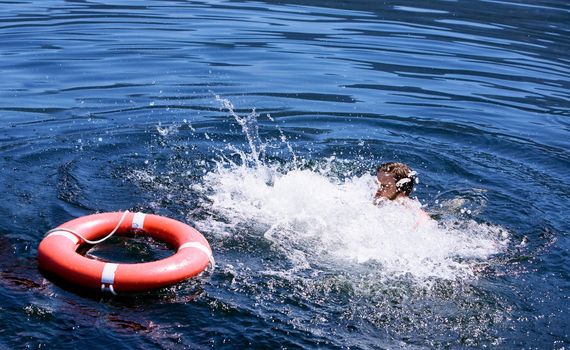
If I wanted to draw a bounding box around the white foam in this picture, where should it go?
[156,122,179,137]
[194,161,509,282]
[179,99,511,283]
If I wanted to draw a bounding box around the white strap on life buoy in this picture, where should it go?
[178,242,215,267]
[132,212,146,229]
[101,263,119,295]
[46,231,80,245]
[178,242,211,256]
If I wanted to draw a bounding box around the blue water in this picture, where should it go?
[1,0,569,348]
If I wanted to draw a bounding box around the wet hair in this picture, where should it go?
[377,162,417,196]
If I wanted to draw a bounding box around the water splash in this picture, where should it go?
[155,122,179,137]
[194,160,509,282]
[192,98,510,282]
[215,95,266,167]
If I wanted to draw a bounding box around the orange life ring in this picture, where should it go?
[38,212,213,294]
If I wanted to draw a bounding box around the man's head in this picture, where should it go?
[375,162,416,201]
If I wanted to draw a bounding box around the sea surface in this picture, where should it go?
[1,0,569,349]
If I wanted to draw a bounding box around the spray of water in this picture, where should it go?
[192,97,510,283]
[214,95,266,167]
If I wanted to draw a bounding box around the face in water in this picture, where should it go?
[376,172,404,201]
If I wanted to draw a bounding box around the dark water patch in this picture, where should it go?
[85,235,173,264]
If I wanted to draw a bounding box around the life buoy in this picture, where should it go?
[38,212,213,294]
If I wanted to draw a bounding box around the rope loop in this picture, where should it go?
[46,210,130,245]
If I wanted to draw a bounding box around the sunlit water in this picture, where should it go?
[1,0,569,349]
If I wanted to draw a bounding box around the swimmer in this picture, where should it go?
[374,162,416,202]
[374,162,431,225]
